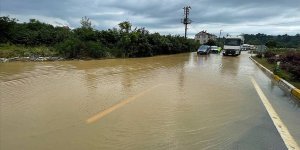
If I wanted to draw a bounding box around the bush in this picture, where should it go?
[281,63,300,81]
[264,51,276,58]
[289,65,300,81]
[280,51,300,63]
[1,16,201,59]
[55,38,83,58]
[85,41,106,58]
[256,52,262,58]
[56,38,108,58]
[279,52,300,81]
[267,56,277,64]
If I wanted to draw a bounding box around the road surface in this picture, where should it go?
[1,52,300,150]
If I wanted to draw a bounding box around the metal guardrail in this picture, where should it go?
[250,57,300,100]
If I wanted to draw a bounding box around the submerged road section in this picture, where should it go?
[1,52,300,150]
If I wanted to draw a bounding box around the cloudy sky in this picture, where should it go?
[1,0,300,37]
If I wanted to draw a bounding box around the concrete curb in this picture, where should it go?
[249,56,300,100]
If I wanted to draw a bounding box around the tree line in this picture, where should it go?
[0,16,199,58]
[244,33,300,48]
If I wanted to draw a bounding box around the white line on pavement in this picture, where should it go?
[251,77,300,150]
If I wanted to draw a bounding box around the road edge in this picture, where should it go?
[249,56,300,101]
[251,77,300,150]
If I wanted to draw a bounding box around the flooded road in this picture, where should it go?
[1,52,300,150]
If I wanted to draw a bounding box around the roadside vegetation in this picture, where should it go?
[0,16,199,60]
[0,44,58,58]
[244,33,300,48]
[254,49,300,88]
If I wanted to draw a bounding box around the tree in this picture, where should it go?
[80,16,92,29]
[118,21,132,33]
[0,16,17,43]
[205,39,216,46]
[74,27,96,41]
[0,16,201,58]
[266,40,277,48]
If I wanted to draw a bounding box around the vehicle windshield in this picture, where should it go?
[198,45,209,51]
[225,39,242,46]
[211,46,218,49]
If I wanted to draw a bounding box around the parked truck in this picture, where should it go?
[223,35,244,56]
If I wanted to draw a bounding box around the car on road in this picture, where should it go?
[197,45,210,55]
[210,46,219,53]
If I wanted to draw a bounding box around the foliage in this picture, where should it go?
[0,16,200,59]
[0,16,17,43]
[265,40,277,48]
[205,39,216,46]
[244,33,300,48]
[0,43,58,58]
[80,16,92,29]
[257,49,300,82]
[279,52,300,81]
[253,56,300,88]
[118,21,132,33]
[266,56,277,64]
[256,52,262,58]
[264,50,277,63]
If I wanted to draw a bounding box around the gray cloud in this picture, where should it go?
[1,0,300,36]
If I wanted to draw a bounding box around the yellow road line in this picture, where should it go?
[86,84,161,124]
[251,77,300,150]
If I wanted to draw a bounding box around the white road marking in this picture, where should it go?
[251,77,300,150]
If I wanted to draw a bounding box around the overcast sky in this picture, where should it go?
[1,0,300,37]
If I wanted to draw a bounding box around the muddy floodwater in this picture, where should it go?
[1,52,300,150]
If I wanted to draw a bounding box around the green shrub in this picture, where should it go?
[256,52,262,58]
[55,38,83,58]
[85,41,106,58]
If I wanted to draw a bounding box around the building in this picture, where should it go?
[194,31,217,44]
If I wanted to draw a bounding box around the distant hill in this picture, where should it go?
[244,33,300,48]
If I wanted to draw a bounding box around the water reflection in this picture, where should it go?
[185,52,196,68]
[196,54,210,66]
[220,56,241,76]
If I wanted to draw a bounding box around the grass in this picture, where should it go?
[290,81,300,90]
[0,44,59,58]
[253,57,300,89]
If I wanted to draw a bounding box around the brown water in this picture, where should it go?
[1,52,299,150]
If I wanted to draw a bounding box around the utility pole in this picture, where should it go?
[181,6,191,39]
[219,29,222,46]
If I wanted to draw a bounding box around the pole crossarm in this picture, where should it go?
[181,6,192,38]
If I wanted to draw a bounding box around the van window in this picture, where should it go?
[225,39,241,46]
